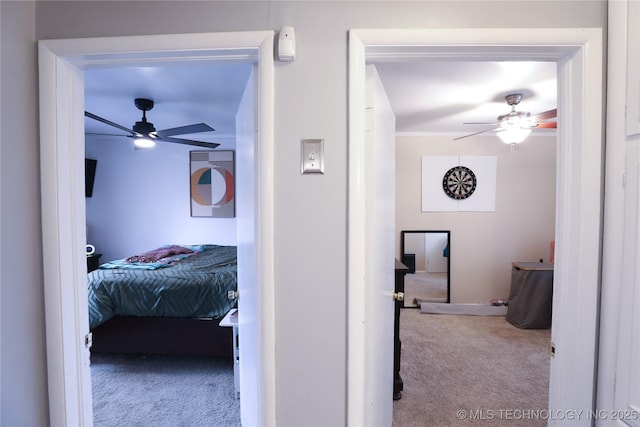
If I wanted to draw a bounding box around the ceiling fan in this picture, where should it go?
[454,93,557,143]
[85,98,219,149]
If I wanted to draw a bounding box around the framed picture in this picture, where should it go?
[190,150,235,218]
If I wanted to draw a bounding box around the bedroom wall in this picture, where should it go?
[0,1,604,426]
[85,138,238,262]
[396,135,557,304]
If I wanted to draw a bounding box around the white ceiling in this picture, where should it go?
[84,60,556,148]
[374,61,557,136]
[84,62,253,150]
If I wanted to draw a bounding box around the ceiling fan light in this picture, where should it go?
[497,127,531,144]
[134,136,156,148]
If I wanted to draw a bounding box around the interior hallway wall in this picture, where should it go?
[0,1,49,425]
[0,1,606,425]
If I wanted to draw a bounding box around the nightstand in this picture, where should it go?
[87,254,102,273]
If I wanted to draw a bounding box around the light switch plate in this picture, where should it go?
[301,139,324,174]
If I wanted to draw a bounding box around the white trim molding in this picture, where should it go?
[38,31,275,427]
[627,0,640,137]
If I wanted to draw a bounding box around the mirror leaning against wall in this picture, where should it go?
[400,230,450,308]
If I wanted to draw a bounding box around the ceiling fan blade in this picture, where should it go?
[85,111,136,135]
[453,127,500,141]
[530,108,557,121]
[158,136,220,148]
[155,123,215,138]
[85,132,131,137]
[536,122,557,129]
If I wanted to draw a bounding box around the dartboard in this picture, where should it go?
[442,166,477,200]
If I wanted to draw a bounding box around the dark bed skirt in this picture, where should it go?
[90,316,233,358]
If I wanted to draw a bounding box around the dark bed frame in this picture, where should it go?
[90,316,233,358]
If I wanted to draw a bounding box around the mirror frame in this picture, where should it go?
[400,230,451,305]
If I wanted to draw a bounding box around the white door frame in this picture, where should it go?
[38,32,275,426]
[348,28,603,424]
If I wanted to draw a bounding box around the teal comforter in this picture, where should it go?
[88,245,237,329]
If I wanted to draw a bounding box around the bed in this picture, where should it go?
[87,244,237,357]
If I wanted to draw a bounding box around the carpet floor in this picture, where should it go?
[393,309,551,427]
[91,353,240,427]
[91,310,549,426]
[404,272,448,306]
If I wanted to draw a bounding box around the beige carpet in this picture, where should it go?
[393,309,550,427]
[91,353,240,426]
[91,311,548,426]
[404,272,448,306]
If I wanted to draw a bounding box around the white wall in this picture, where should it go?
[397,135,556,303]
[405,233,427,270]
[85,139,238,262]
[0,1,50,426]
[0,1,605,426]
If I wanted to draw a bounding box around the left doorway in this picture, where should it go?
[38,31,275,426]
[84,61,251,425]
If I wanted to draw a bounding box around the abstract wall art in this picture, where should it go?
[190,150,235,218]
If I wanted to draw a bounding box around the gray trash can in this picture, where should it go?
[506,262,553,329]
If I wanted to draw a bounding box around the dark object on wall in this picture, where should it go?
[442,165,477,200]
[85,158,97,197]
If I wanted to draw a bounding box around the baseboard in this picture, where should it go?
[420,303,508,316]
